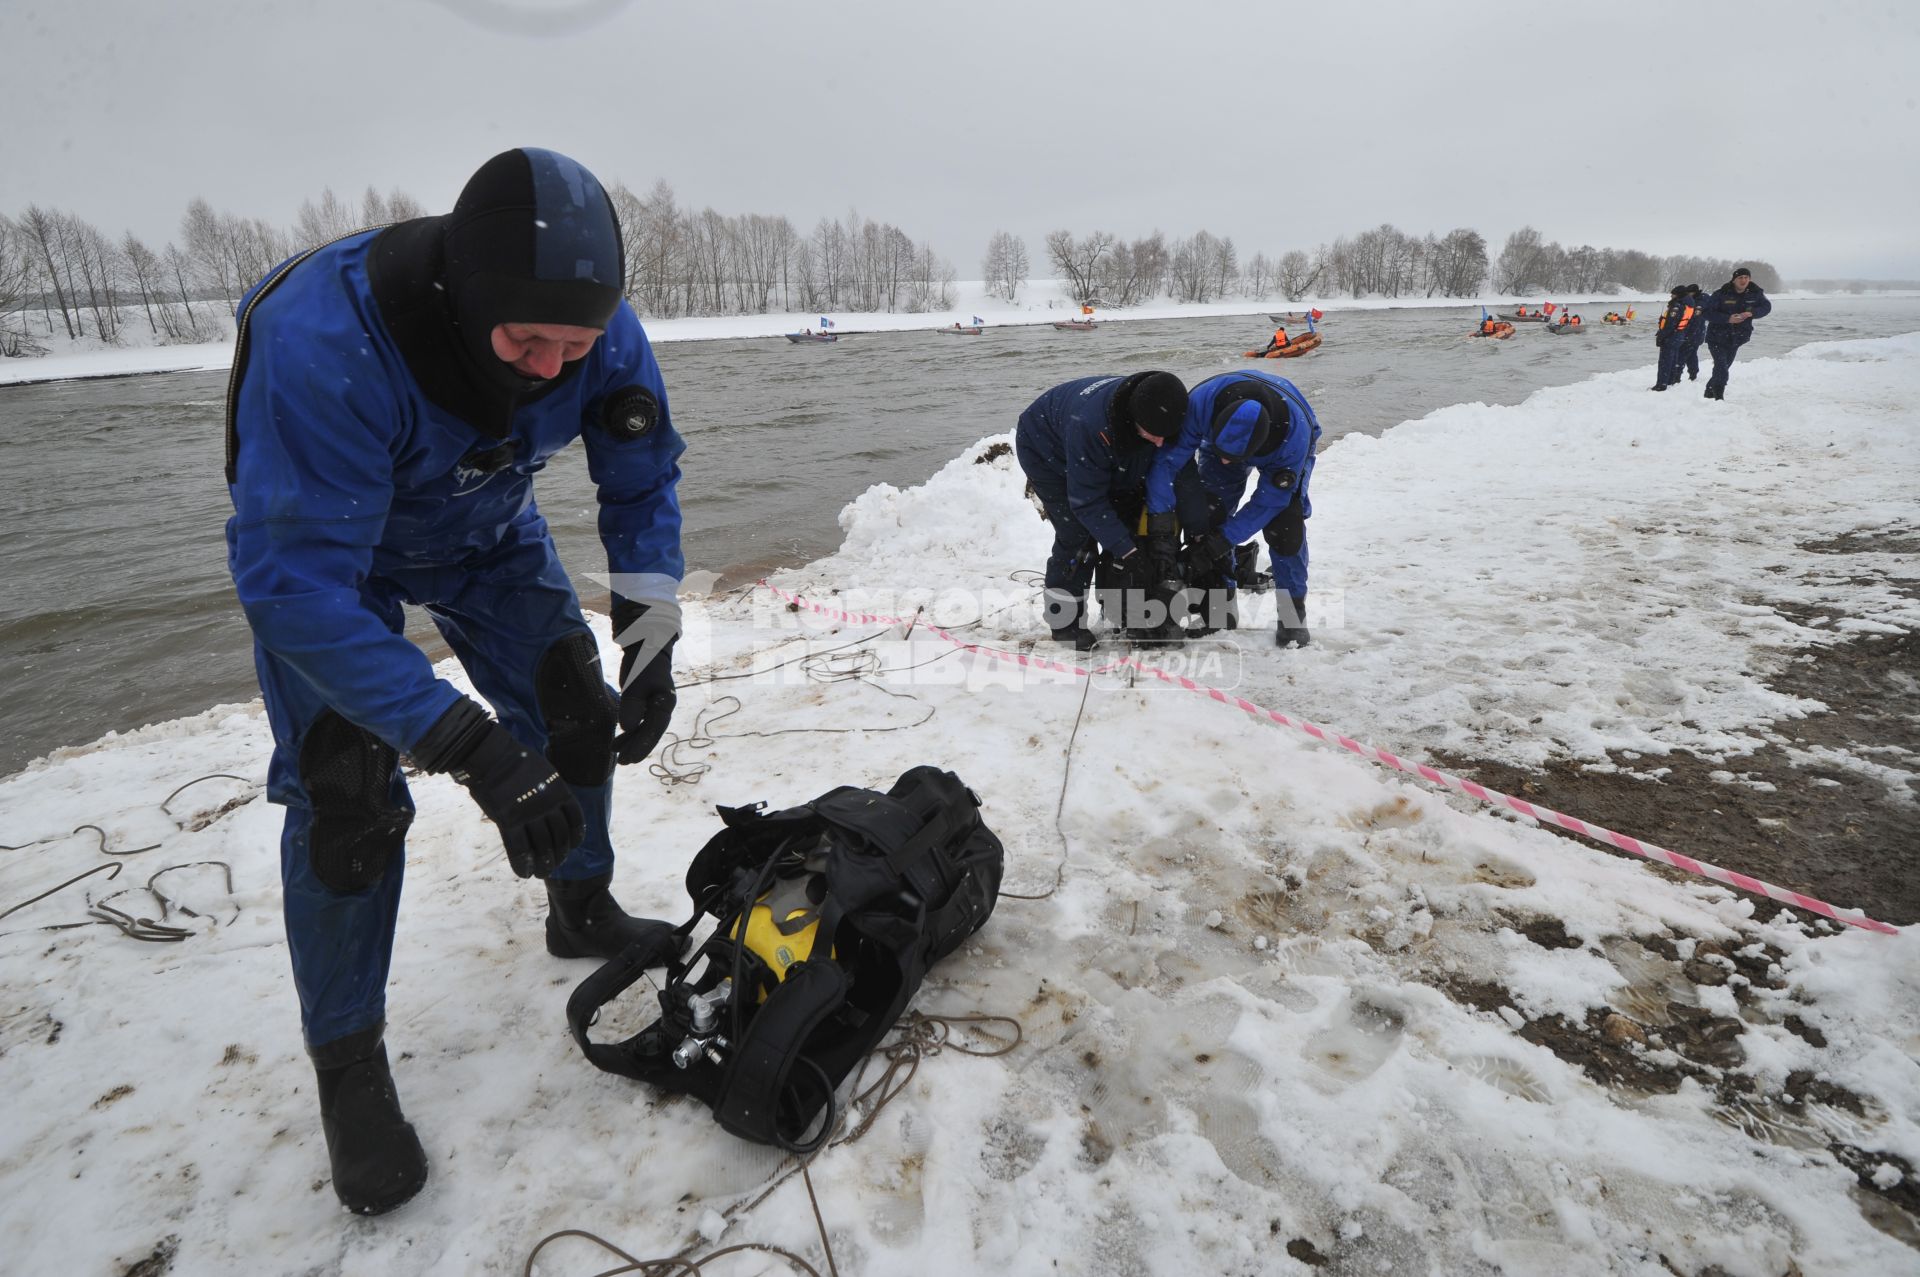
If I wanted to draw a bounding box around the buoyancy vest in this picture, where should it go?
[568,766,1004,1150]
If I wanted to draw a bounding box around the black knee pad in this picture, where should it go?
[537,631,617,786]
[1263,500,1306,558]
[298,710,411,893]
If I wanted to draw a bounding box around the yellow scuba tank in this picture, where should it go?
[729,873,833,997]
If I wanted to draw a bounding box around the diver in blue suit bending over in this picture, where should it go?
[1144,370,1322,647]
[224,149,684,1214]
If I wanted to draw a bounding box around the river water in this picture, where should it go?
[3,297,1916,775]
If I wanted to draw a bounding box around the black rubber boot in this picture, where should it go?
[311,1024,428,1216]
[1276,595,1311,649]
[1049,624,1097,651]
[1043,588,1096,651]
[545,872,679,960]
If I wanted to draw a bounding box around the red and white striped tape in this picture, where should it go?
[762,583,1900,936]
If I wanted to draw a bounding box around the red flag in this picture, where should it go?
[1310,308,1324,320]
[1543,302,1557,315]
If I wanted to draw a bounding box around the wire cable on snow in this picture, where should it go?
[0,773,258,940]
[649,626,958,787]
[997,666,1093,903]
[521,1010,1019,1277]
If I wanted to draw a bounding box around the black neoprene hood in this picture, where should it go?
[443,148,625,380]
[365,147,626,436]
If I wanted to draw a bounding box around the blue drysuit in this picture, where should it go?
[1701,280,1772,394]
[1146,371,1320,599]
[225,229,683,1048]
[1014,375,1161,595]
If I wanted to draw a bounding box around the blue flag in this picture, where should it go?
[972,316,984,326]
[819,317,835,329]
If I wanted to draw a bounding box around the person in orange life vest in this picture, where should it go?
[1479,316,1498,336]
[1651,285,1696,390]
[1515,305,1529,317]
[1260,326,1290,355]
[1679,284,1708,382]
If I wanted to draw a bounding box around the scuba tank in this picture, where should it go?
[567,766,1003,1151]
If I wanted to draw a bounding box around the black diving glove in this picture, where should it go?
[1111,548,1157,594]
[1144,512,1182,582]
[1187,531,1234,578]
[611,597,680,765]
[414,697,584,879]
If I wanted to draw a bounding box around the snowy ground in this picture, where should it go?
[1,335,1917,1275]
[0,279,1703,385]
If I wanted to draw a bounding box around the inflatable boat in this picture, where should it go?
[1243,331,1323,359]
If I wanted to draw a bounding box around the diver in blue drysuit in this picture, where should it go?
[1013,372,1189,648]
[224,148,684,1215]
[1144,370,1321,647]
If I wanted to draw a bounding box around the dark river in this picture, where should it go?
[3,296,1916,775]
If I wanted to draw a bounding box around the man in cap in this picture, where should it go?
[1144,370,1322,647]
[1700,268,1772,400]
[224,148,684,1214]
[1014,372,1190,648]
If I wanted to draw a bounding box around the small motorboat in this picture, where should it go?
[1476,322,1516,340]
[1503,313,1550,322]
[786,330,839,344]
[1052,320,1097,331]
[941,326,984,336]
[1544,321,1586,335]
[1243,331,1322,359]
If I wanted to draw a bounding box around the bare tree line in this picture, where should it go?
[0,186,422,354]
[1038,224,1485,305]
[610,180,955,319]
[1040,222,1781,304]
[1492,226,1780,296]
[2,178,1784,359]
[2,181,957,355]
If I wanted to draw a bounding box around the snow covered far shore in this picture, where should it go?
[1,279,1866,387]
[1,335,1917,1276]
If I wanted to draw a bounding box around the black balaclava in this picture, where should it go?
[1107,371,1188,446]
[367,147,624,438]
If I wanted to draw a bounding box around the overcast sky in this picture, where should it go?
[8,0,1918,280]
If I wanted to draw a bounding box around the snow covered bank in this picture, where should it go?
[0,279,1694,386]
[2,336,1917,1274]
